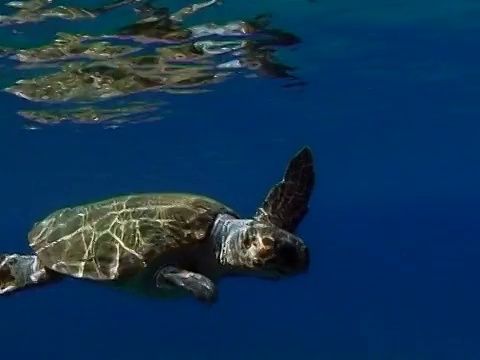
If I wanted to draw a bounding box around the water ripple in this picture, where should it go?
[0,0,304,128]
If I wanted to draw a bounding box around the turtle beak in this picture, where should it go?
[275,239,310,274]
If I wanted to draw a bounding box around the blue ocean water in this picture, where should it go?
[0,0,479,359]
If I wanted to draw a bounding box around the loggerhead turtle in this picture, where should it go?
[0,146,314,304]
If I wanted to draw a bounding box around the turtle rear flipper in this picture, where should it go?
[0,254,59,295]
[155,266,218,305]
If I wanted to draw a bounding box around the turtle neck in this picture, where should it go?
[210,213,252,267]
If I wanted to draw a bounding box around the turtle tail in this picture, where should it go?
[0,254,59,295]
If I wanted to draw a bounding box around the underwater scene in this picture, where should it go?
[0,0,479,359]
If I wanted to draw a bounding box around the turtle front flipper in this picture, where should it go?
[0,254,60,295]
[155,266,218,305]
[254,146,315,232]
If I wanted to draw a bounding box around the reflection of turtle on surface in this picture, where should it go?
[0,147,314,304]
[110,0,223,42]
[121,20,303,83]
[6,57,228,101]
[101,3,304,81]
[5,0,304,101]
[13,32,142,63]
[6,34,301,102]
[18,101,162,125]
[6,61,154,101]
[0,0,135,25]
[100,0,293,45]
[154,40,245,63]
[151,37,303,83]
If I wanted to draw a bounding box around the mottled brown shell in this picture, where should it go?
[28,193,238,281]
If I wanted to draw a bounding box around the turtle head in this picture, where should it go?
[214,145,315,279]
[238,220,309,278]
[213,215,309,278]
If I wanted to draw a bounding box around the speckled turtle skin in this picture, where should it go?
[28,193,238,282]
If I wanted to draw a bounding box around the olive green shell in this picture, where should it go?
[28,193,239,281]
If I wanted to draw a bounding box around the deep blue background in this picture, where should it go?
[0,1,479,359]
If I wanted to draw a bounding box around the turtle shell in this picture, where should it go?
[28,193,239,281]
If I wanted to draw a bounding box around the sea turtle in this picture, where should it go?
[0,147,314,304]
